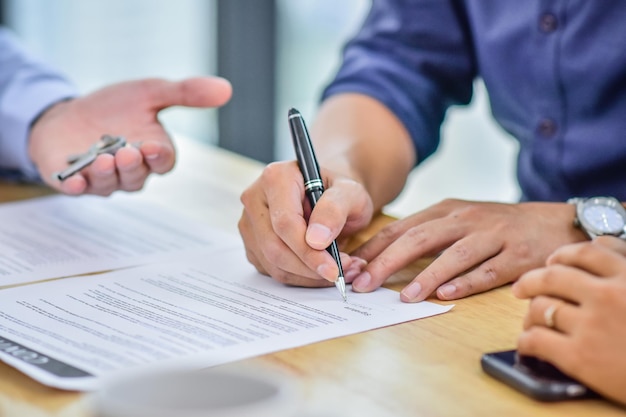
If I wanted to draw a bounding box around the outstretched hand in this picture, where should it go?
[29,76,232,196]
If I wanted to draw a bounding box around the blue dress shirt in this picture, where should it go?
[322,0,626,202]
[0,28,77,181]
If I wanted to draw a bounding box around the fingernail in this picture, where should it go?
[145,153,159,160]
[317,263,337,282]
[352,271,371,292]
[400,281,422,301]
[437,284,456,299]
[306,223,332,247]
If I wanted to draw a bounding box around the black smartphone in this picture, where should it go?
[481,349,598,401]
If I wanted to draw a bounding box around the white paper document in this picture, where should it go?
[0,195,238,287]
[0,247,452,390]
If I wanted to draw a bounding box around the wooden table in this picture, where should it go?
[0,138,623,417]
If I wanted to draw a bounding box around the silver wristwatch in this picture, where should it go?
[567,196,626,240]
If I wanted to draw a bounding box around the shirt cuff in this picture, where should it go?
[0,71,77,181]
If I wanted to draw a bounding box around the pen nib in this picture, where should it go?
[335,276,347,302]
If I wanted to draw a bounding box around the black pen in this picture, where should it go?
[288,108,347,302]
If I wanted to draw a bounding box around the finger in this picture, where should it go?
[256,232,333,287]
[354,217,466,295]
[524,295,578,334]
[242,225,333,288]
[513,264,598,303]
[58,175,87,195]
[547,241,626,277]
[352,199,459,261]
[239,207,312,282]
[115,146,149,192]
[517,327,575,375]
[252,232,351,287]
[240,169,333,284]
[147,77,233,111]
[305,177,372,250]
[139,140,176,174]
[344,256,368,283]
[404,233,502,302]
[262,162,340,282]
[592,235,626,256]
[239,186,316,281]
[82,154,118,196]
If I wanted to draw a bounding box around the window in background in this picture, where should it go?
[275,0,519,216]
[4,0,218,144]
[275,0,369,161]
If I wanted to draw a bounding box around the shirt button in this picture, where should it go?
[537,118,557,138]
[539,13,558,33]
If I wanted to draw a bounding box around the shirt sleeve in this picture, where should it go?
[0,27,78,181]
[321,0,476,164]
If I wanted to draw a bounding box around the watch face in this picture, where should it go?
[582,203,626,234]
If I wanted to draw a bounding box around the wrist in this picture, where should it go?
[28,98,73,161]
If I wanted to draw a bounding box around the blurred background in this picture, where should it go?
[0,0,520,216]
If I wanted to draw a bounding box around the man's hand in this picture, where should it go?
[350,199,588,301]
[29,76,232,196]
[238,160,373,287]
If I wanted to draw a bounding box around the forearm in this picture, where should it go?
[311,93,416,211]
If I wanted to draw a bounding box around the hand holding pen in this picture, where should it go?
[288,108,347,301]
[238,108,374,295]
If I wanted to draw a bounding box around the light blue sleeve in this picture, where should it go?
[0,27,78,181]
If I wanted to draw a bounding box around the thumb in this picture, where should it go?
[147,76,232,110]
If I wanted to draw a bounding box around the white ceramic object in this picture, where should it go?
[91,365,300,417]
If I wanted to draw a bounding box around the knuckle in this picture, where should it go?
[438,198,461,209]
[262,239,287,266]
[239,187,253,207]
[449,202,483,221]
[451,243,472,264]
[95,188,114,197]
[244,251,267,276]
[271,209,293,235]
[404,225,428,245]
[422,269,444,287]
[527,296,545,320]
[272,270,293,285]
[450,275,474,296]
[122,182,144,192]
[588,281,617,305]
[578,243,605,264]
[538,267,558,287]
[261,162,285,184]
[379,222,403,241]
[478,263,499,287]
[511,242,532,260]
[373,254,394,272]
[237,216,247,235]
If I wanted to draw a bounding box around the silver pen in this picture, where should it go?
[288,108,347,301]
